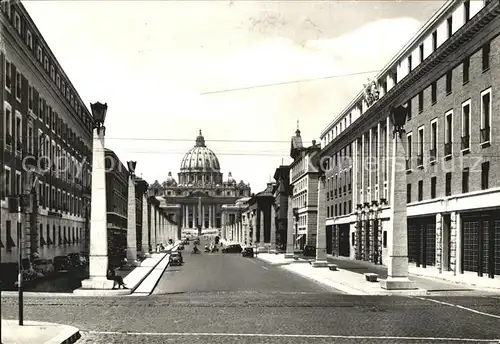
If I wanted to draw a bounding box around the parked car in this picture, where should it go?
[222,244,242,253]
[303,245,316,257]
[169,252,183,266]
[31,259,54,277]
[67,253,85,268]
[53,256,71,272]
[242,247,254,258]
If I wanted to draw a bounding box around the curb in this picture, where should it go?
[129,251,172,293]
[131,254,171,296]
[44,326,80,344]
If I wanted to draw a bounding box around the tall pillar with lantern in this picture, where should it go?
[380,104,416,290]
[80,102,117,291]
[126,161,139,265]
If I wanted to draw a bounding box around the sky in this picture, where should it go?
[23,0,445,193]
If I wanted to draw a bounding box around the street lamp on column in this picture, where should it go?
[292,207,299,249]
[380,103,416,291]
[80,101,112,290]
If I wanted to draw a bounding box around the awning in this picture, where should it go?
[6,234,16,248]
[0,238,4,248]
[47,236,53,245]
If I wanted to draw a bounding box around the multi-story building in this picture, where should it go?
[1,1,93,264]
[289,127,321,250]
[273,165,290,251]
[318,0,500,285]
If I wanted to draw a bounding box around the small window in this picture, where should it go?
[26,30,33,49]
[462,168,469,193]
[447,16,453,38]
[481,162,489,190]
[445,71,452,94]
[482,42,490,72]
[418,91,423,113]
[37,46,43,62]
[445,172,452,196]
[432,30,438,51]
[419,43,424,62]
[407,55,412,74]
[15,71,22,101]
[14,12,21,34]
[463,57,469,84]
[431,177,437,199]
[406,183,411,203]
[56,74,60,88]
[431,82,437,104]
[5,59,11,91]
[480,88,491,144]
[418,180,423,201]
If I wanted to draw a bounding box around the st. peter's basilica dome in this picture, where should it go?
[180,130,221,172]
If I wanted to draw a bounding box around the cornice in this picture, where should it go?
[319,1,500,158]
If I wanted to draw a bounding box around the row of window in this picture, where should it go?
[4,101,91,188]
[407,161,490,203]
[1,220,82,250]
[322,0,490,148]
[2,166,85,217]
[2,1,93,134]
[326,200,353,218]
[4,61,91,160]
[409,41,490,121]
[406,87,492,169]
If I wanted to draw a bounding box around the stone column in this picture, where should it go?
[380,112,415,290]
[252,212,257,244]
[141,194,150,256]
[126,172,138,264]
[270,205,276,253]
[81,124,113,289]
[152,208,157,247]
[285,195,294,258]
[209,206,213,228]
[451,212,459,275]
[312,176,328,267]
[183,205,187,228]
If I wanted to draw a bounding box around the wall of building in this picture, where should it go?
[1,2,92,263]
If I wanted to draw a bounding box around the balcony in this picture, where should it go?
[417,154,423,168]
[461,135,470,152]
[429,148,436,164]
[444,143,452,159]
[480,127,490,146]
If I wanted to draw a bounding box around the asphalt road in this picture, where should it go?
[152,240,336,295]
[1,240,500,344]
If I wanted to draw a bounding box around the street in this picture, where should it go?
[2,240,500,343]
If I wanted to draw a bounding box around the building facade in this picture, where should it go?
[318,0,500,284]
[149,130,251,236]
[289,128,321,250]
[1,1,93,264]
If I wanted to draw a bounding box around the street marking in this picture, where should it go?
[261,265,269,270]
[413,297,500,320]
[247,259,257,264]
[85,331,499,342]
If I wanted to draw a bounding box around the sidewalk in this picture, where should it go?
[1,319,80,344]
[257,253,500,296]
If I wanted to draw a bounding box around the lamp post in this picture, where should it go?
[81,101,114,290]
[292,207,299,249]
[380,104,416,290]
[285,185,295,258]
[126,161,139,266]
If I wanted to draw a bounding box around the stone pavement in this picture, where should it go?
[257,253,500,296]
[1,319,80,344]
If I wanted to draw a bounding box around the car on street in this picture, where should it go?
[53,256,71,272]
[222,244,242,253]
[31,259,54,277]
[169,251,183,266]
[242,247,254,258]
[67,253,85,268]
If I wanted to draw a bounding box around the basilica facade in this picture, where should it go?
[148,131,251,235]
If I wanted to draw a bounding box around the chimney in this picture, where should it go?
[312,139,316,146]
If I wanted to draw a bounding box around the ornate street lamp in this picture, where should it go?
[390,104,408,137]
[90,102,108,130]
[127,161,137,177]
